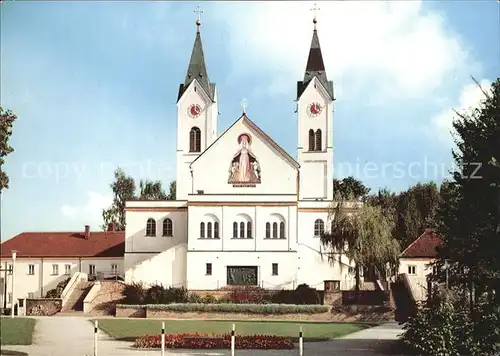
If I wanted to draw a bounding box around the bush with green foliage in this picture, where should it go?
[117,303,328,314]
[123,282,148,304]
[402,287,499,356]
[44,278,71,298]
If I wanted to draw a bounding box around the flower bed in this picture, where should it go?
[117,303,328,315]
[133,333,294,349]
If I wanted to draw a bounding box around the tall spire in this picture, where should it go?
[177,6,215,102]
[296,7,334,101]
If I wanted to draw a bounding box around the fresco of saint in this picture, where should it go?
[228,133,261,185]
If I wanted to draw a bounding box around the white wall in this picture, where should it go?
[124,206,188,253]
[125,245,187,287]
[399,257,434,301]
[187,205,297,252]
[190,118,298,196]
[0,257,123,307]
[297,77,334,201]
[186,251,297,290]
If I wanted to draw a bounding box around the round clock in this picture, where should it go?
[188,104,202,118]
[307,102,322,117]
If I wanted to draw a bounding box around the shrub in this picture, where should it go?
[123,282,147,304]
[133,333,294,349]
[270,284,321,305]
[145,285,189,304]
[146,303,328,314]
[201,294,218,304]
[402,286,499,356]
[229,286,267,304]
[187,293,203,303]
[45,277,71,298]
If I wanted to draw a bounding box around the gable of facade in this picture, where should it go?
[189,114,300,196]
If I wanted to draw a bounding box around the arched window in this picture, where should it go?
[315,129,322,151]
[239,222,245,238]
[200,222,205,238]
[207,222,212,238]
[214,222,220,238]
[279,222,285,239]
[314,219,324,237]
[265,222,271,238]
[162,218,173,237]
[189,127,201,152]
[308,129,315,151]
[246,222,252,239]
[146,218,156,237]
[233,222,238,238]
[272,222,278,239]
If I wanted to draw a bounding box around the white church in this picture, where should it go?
[124,16,359,291]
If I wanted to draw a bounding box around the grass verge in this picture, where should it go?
[94,319,369,342]
[0,317,36,345]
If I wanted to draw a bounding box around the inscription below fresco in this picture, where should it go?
[228,133,261,187]
[227,266,258,286]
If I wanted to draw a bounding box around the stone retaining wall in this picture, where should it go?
[26,298,62,316]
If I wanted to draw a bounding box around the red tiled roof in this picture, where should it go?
[401,228,443,258]
[0,230,125,258]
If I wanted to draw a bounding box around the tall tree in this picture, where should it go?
[333,176,370,201]
[0,107,17,190]
[168,180,176,200]
[138,179,168,200]
[322,201,400,290]
[437,78,500,304]
[102,168,136,231]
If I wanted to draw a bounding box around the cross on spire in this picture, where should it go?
[310,3,320,29]
[194,5,203,31]
[240,98,249,114]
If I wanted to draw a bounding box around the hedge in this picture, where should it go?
[117,303,328,314]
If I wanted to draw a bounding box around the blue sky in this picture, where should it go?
[1,1,499,239]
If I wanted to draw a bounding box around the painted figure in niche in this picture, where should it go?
[228,133,261,184]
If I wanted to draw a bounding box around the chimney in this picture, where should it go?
[84,225,90,239]
[107,222,116,232]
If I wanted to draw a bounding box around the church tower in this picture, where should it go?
[296,15,334,201]
[176,12,218,201]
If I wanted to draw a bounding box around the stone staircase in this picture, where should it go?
[86,281,126,316]
[60,281,93,312]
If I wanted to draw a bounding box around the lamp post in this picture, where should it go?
[10,250,16,318]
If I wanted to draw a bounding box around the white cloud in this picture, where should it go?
[213,1,477,101]
[430,79,492,144]
[60,191,112,227]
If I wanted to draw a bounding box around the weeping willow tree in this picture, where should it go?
[321,201,401,291]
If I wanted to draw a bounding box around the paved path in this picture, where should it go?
[3,317,404,356]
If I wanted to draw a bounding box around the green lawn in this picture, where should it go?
[95,319,370,342]
[0,317,36,345]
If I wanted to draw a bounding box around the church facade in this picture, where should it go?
[123,18,359,291]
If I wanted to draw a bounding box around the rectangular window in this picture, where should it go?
[7,265,12,275]
[64,264,71,275]
[28,265,35,275]
[89,264,96,275]
[272,263,279,276]
[52,264,59,275]
[206,263,212,276]
[111,264,118,275]
[408,265,416,275]
[28,292,34,299]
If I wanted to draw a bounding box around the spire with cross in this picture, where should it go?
[194,5,203,31]
[310,3,320,30]
[240,98,249,114]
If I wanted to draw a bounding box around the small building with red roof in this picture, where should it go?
[0,224,124,308]
[398,228,443,300]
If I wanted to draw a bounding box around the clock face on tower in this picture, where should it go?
[307,102,322,117]
[188,104,202,118]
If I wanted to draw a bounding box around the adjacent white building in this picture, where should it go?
[0,224,124,308]
[124,18,358,291]
[398,228,443,301]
